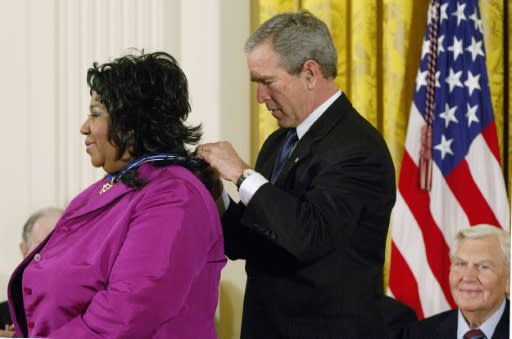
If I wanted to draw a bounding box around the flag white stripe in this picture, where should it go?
[404,104,426,166]
[466,134,510,229]
[429,163,471,250]
[391,192,450,317]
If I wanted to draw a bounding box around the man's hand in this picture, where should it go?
[196,141,249,184]
[0,324,15,337]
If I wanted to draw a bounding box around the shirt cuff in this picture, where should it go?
[238,171,268,205]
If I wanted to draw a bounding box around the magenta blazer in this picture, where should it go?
[8,164,226,338]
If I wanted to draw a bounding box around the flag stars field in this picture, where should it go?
[437,35,445,54]
[439,103,458,128]
[416,70,428,91]
[452,2,466,26]
[468,10,483,32]
[434,135,455,159]
[421,39,431,59]
[466,37,484,61]
[440,3,449,22]
[445,68,463,92]
[447,37,463,60]
[465,103,479,127]
[464,71,480,95]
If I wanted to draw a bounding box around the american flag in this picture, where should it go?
[388,0,510,319]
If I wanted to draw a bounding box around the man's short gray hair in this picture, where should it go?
[244,10,337,78]
[450,224,510,273]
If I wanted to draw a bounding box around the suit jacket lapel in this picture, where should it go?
[492,299,509,338]
[258,128,288,180]
[273,94,350,186]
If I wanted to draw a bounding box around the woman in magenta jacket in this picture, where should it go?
[8,51,226,338]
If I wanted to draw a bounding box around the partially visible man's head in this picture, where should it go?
[20,207,63,257]
[449,224,510,325]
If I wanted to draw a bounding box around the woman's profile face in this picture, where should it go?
[80,91,132,173]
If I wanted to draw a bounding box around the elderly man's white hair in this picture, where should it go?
[450,224,510,273]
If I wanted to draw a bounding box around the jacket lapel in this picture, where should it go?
[492,299,509,338]
[60,163,162,224]
[273,94,350,186]
[258,128,288,180]
[59,178,134,225]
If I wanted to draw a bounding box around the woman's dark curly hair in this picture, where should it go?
[87,51,211,190]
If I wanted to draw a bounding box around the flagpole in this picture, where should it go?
[419,0,439,192]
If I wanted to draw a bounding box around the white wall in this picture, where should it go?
[0,0,249,337]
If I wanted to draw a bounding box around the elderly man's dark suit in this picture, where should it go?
[222,93,396,339]
[397,299,509,339]
[0,300,12,329]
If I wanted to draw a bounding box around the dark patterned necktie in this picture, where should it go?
[463,329,486,339]
[271,129,298,183]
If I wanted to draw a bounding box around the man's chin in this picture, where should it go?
[276,119,293,129]
[456,296,483,311]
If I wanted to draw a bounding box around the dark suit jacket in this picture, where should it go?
[222,94,396,338]
[382,296,418,338]
[0,300,12,329]
[397,299,509,339]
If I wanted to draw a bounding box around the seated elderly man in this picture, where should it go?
[399,224,509,339]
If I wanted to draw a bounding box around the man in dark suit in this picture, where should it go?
[198,10,396,339]
[399,224,510,339]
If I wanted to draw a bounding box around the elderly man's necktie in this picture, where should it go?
[271,129,298,183]
[463,329,486,339]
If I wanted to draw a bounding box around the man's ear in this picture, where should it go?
[302,60,321,88]
[20,242,29,258]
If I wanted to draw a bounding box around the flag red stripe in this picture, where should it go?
[398,152,456,308]
[445,160,500,226]
[389,242,424,319]
[481,121,501,164]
